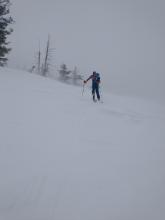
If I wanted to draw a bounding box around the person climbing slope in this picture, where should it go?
[84,71,101,102]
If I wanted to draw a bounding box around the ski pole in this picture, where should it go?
[82,83,85,96]
[99,85,104,103]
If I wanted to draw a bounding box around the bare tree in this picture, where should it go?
[42,35,50,76]
[37,42,41,74]
[40,35,55,77]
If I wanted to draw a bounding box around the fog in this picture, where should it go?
[9,0,165,102]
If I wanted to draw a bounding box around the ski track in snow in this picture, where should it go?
[0,68,165,220]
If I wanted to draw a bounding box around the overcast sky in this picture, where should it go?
[9,0,165,102]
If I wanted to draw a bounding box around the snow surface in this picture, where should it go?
[0,68,165,220]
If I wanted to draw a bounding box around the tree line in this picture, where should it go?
[0,0,83,86]
[30,36,83,86]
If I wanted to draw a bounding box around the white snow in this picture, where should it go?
[0,67,165,220]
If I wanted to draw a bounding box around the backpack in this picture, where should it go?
[96,73,100,83]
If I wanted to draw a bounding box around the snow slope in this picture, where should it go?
[0,68,165,220]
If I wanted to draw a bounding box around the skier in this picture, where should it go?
[84,71,101,102]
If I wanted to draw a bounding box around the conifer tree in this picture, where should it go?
[0,0,13,66]
[58,64,71,82]
[72,66,82,85]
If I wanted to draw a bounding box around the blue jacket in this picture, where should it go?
[86,73,100,87]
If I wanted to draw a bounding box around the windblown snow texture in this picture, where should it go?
[0,68,165,220]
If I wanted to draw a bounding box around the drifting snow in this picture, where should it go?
[0,68,165,220]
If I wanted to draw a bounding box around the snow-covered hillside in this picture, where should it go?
[0,68,165,220]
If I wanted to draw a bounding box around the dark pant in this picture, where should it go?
[92,84,100,101]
